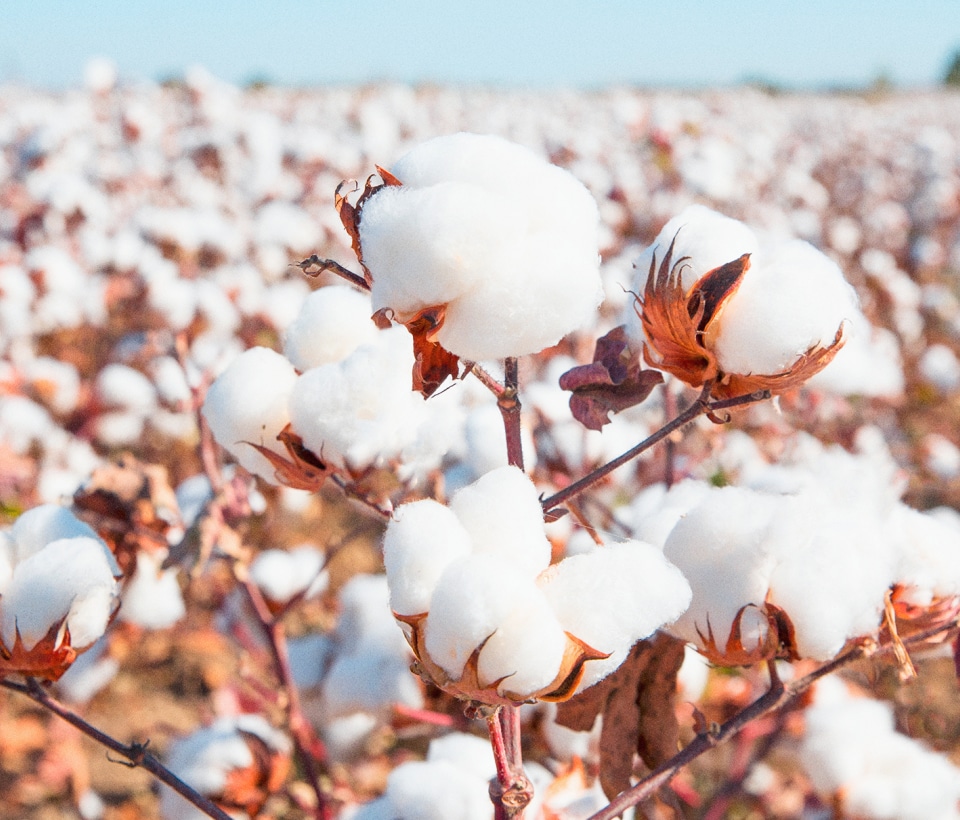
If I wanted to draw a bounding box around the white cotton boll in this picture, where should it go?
[282,285,378,371]
[919,344,960,392]
[119,551,185,629]
[335,574,397,648]
[462,402,537,479]
[319,713,380,764]
[426,732,496,781]
[540,541,691,691]
[55,637,119,704]
[540,701,601,764]
[2,537,118,651]
[23,356,81,415]
[288,634,335,690]
[766,493,896,660]
[202,346,298,482]
[425,554,540,680]
[288,326,423,470]
[663,487,780,654]
[712,240,858,376]
[249,545,328,606]
[477,591,569,697]
[94,410,146,447]
[383,499,473,617]
[149,357,193,405]
[378,759,492,820]
[9,504,106,565]
[83,57,117,92]
[362,182,522,313]
[450,466,551,578]
[96,363,157,413]
[0,395,56,454]
[624,479,712,549]
[320,645,423,720]
[677,645,710,701]
[924,434,960,480]
[253,201,320,252]
[364,133,602,360]
[891,504,960,604]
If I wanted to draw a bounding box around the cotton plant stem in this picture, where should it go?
[1,678,234,820]
[484,355,531,818]
[540,384,771,514]
[586,619,960,820]
[238,575,333,820]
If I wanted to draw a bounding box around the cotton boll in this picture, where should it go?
[118,551,186,629]
[9,504,106,565]
[425,732,496,781]
[377,759,492,820]
[919,343,960,392]
[424,554,540,680]
[624,479,712,549]
[539,540,691,691]
[23,356,81,415]
[249,545,328,607]
[477,591,569,697]
[383,499,473,617]
[462,402,537,479]
[663,487,780,656]
[362,182,523,313]
[202,346,298,482]
[288,326,425,470]
[712,240,858,376]
[288,633,335,690]
[807,312,904,398]
[450,466,551,578]
[282,285,378,371]
[891,503,960,604]
[2,537,118,651]
[94,410,146,447]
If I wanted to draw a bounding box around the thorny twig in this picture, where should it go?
[0,678,235,820]
[296,255,370,292]
[586,619,960,820]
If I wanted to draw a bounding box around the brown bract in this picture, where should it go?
[0,620,77,683]
[217,729,291,817]
[396,611,608,707]
[335,166,401,284]
[372,305,461,398]
[639,235,846,400]
[695,602,799,667]
[246,425,333,492]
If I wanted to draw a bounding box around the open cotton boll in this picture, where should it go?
[119,551,185,629]
[424,554,540,680]
[1,537,118,651]
[540,541,692,692]
[282,285,378,371]
[201,346,298,482]
[361,182,523,313]
[95,363,157,413]
[361,132,603,360]
[449,465,551,578]
[358,759,492,820]
[476,591,569,697]
[663,486,781,656]
[890,503,960,605]
[288,326,426,471]
[249,545,328,607]
[382,499,473,617]
[711,239,859,376]
[10,503,104,564]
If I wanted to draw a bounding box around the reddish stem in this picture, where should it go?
[1,678,234,820]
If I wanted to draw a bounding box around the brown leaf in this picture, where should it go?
[556,633,686,801]
[245,425,332,492]
[404,306,461,398]
[559,325,664,431]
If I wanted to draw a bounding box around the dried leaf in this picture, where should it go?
[556,633,686,800]
[404,306,461,398]
[246,425,332,492]
[559,325,664,431]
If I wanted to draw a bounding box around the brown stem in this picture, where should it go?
[498,358,524,472]
[586,620,960,820]
[540,385,771,515]
[296,255,370,291]
[1,678,235,820]
[468,361,506,398]
[239,575,332,820]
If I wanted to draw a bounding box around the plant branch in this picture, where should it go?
[586,620,960,820]
[296,255,370,291]
[238,573,332,820]
[540,384,771,515]
[1,678,235,820]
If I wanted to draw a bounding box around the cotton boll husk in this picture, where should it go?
[765,492,897,660]
[449,466,551,578]
[288,326,424,470]
[282,285,378,371]
[477,591,569,697]
[424,554,540,680]
[539,541,691,691]
[362,182,523,313]
[249,545,328,606]
[663,487,780,655]
[118,551,185,629]
[2,537,118,651]
[201,346,298,482]
[710,239,858,376]
[382,499,473,617]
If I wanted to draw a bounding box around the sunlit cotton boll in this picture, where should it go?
[359,132,603,360]
[202,346,298,482]
[249,545,328,608]
[282,285,378,371]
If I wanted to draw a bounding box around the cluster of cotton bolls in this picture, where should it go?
[4,66,960,819]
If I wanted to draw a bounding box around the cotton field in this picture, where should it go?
[2,67,960,819]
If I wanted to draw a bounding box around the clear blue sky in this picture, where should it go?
[2,0,959,89]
